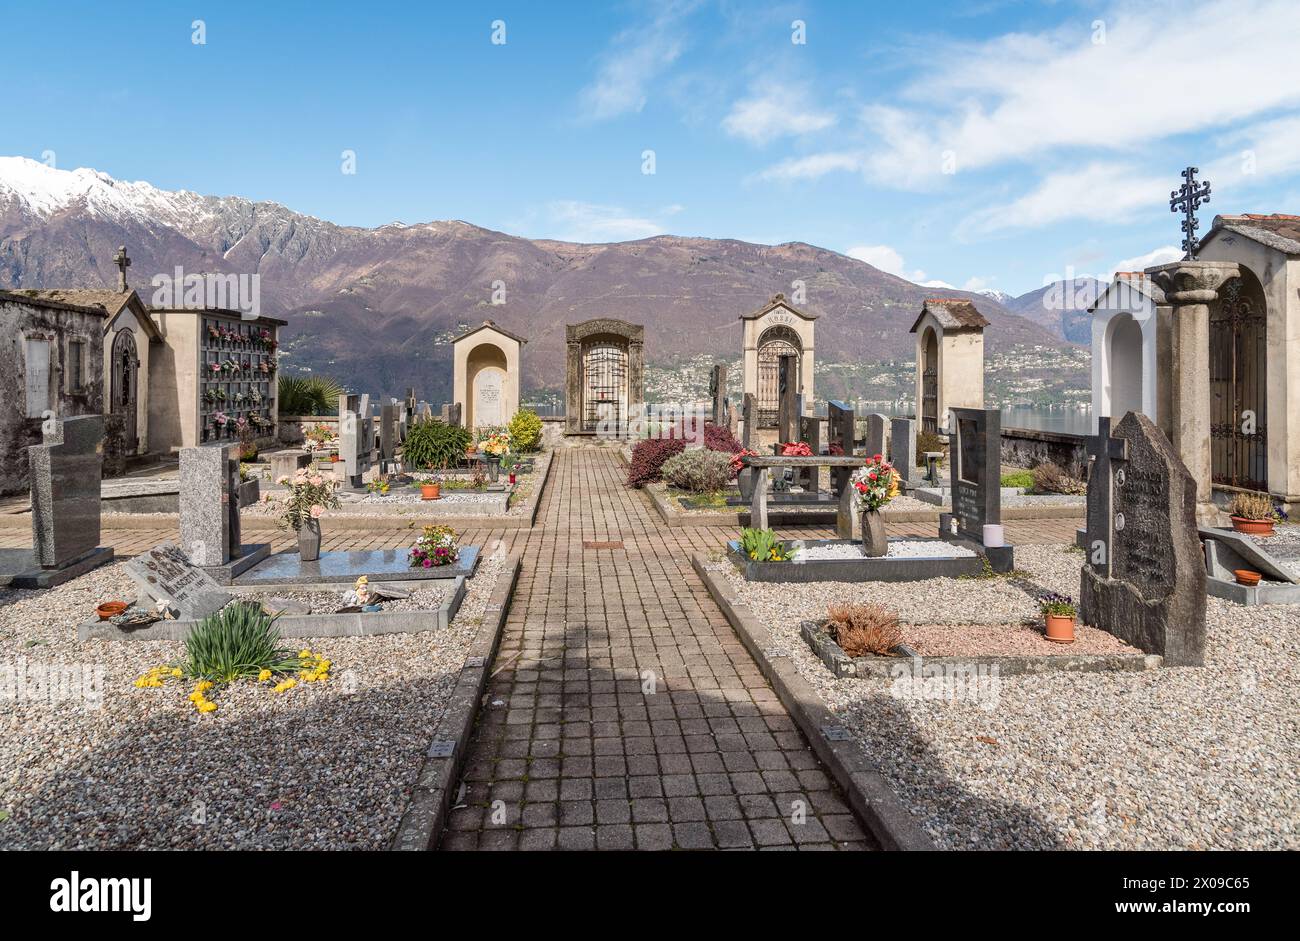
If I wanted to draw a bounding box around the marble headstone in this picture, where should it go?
[891,418,917,483]
[798,414,822,492]
[1080,412,1205,666]
[179,444,240,567]
[339,393,373,488]
[126,543,232,620]
[864,413,888,460]
[948,407,1000,542]
[29,415,104,568]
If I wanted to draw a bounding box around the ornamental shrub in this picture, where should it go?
[626,438,685,488]
[183,603,302,685]
[404,420,471,470]
[661,448,733,493]
[507,409,544,452]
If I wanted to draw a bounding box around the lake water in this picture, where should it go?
[523,401,1095,436]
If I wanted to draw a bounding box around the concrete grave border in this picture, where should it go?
[800,620,1161,679]
[391,553,522,851]
[692,553,935,851]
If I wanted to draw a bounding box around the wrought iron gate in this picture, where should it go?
[1209,277,1268,491]
[921,331,939,434]
[582,342,628,432]
[757,327,800,427]
[112,329,139,453]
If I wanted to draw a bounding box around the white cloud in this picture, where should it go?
[577,2,699,121]
[960,162,1168,236]
[845,244,943,285]
[544,201,669,242]
[754,152,862,182]
[1107,245,1182,279]
[857,0,1300,189]
[722,80,836,143]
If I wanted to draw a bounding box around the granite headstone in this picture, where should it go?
[126,543,232,620]
[948,407,1000,541]
[29,415,104,568]
[864,413,888,460]
[891,417,917,484]
[179,444,240,566]
[1080,412,1205,666]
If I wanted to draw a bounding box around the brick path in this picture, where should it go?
[440,449,871,851]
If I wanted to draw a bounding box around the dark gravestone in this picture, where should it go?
[380,403,399,470]
[1080,412,1205,666]
[827,400,856,495]
[891,418,917,484]
[441,403,462,428]
[777,353,799,444]
[741,393,758,450]
[709,364,727,427]
[30,415,104,568]
[798,414,821,492]
[948,407,1000,541]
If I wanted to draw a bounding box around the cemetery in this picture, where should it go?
[0,182,1297,854]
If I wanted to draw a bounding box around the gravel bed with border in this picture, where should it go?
[707,542,1299,849]
[0,552,510,850]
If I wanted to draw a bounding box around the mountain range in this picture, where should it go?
[0,156,1081,402]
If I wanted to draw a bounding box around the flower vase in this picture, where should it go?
[487,454,501,482]
[298,519,322,561]
[860,509,887,558]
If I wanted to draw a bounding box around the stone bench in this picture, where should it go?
[739,455,865,535]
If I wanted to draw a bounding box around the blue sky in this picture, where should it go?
[4,0,1300,295]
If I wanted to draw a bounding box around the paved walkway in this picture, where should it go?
[440,448,872,851]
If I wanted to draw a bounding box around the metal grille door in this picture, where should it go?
[582,342,628,432]
[1209,277,1268,491]
[757,328,800,427]
[921,331,939,434]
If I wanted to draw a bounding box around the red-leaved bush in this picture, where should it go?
[627,438,686,488]
[626,422,745,488]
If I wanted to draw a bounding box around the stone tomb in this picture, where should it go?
[178,444,270,584]
[123,542,232,621]
[0,416,114,588]
[1199,525,1300,605]
[1080,412,1205,666]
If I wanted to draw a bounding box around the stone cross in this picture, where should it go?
[113,245,131,292]
[1079,411,1206,666]
[1169,166,1211,260]
[29,416,104,568]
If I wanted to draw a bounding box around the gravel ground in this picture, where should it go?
[901,622,1138,657]
[798,540,976,561]
[0,552,507,849]
[714,542,1299,849]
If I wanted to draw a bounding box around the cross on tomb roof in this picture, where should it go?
[112,245,131,292]
[1170,167,1211,260]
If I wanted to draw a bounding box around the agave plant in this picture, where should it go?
[183,603,302,684]
[277,374,344,416]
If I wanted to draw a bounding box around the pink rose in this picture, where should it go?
[310,505,324,519]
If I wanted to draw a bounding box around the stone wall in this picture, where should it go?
[1000,426,1087,472]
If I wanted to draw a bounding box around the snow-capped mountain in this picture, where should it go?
[0,156,1068,399]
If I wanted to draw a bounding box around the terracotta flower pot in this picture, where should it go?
[330,454,340,463]
[96,601,128,621]
[1230,515,1275,536]
[1234,569,1262,587]
[420,483,441,501]
[1044,614,1076,644]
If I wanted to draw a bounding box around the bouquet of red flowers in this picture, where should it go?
[779,441,813,457]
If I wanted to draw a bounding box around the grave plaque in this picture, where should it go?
[948,407,1000,541]
[891,418,917,484]
[473,369,504,427]
[29,415,104,568]
[1080,412,1205,666]
[126,543,232,620]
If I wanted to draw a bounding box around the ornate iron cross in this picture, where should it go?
[1170,167,1211,260]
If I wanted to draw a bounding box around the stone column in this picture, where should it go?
[1148,260,1239,525]
[628,339,645,426]
[565,340,582,434]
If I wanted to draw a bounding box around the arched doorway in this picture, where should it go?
[920,328,939,434]
[466,341,508,429]
[581,337,629,432]
[1105,314,1143,420]
[756,325,801,427]
[111,329,139,453]
[1209,269,1268,491]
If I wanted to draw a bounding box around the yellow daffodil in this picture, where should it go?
[197,701,217,713]
[257,669,272,682]
[195,680,213,692]
[188,691,205,703]
[299,649,313,659]
[170,667,182,677]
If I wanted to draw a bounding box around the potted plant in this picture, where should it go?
[419,474,443,500]
[1229,491,1279,536]
[408,525,459,568]
[849,454,900,557]
[1039,592,1077,644]
[276,468,341,561]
